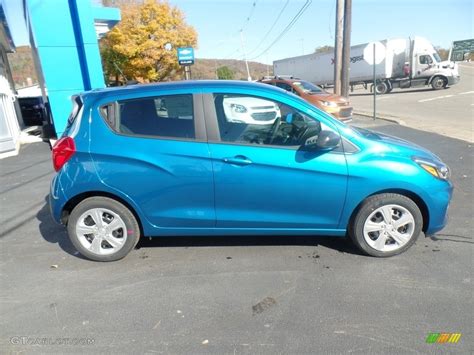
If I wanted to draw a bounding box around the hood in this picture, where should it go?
[309,93,349,104]
[354,127,442,162]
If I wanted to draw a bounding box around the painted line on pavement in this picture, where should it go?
[418,95,451,103]
[418,92,472,103]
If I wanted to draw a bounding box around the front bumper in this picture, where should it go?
[323,106,353,122]
[447,75,460,86]
[425,180,453,235]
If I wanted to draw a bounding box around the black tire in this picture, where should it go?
[431,76,447,90]
[67,197,140,261]
[349,193,423,257]
[375,81,389,95]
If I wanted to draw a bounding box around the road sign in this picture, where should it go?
[450,39,474,61]
[177,47,194,66]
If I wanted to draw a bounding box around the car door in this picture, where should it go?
[416,54,435,78]
[90,92,215,229]
[203,91,348,230]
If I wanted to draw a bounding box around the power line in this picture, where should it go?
[219,1,259,59]
[240,0,259,32]
[249,0,312,61]
[246,0,289,56]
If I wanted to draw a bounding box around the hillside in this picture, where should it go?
[191,58,272,80]
[7,46,38,88]
[7,46,272,88]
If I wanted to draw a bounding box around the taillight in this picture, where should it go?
[52,137,76,172]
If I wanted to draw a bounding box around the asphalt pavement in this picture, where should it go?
[348,62,474,143]
[0,118,473,354]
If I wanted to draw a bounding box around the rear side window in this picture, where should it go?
[103,94,195,139]
[66,96,83,129]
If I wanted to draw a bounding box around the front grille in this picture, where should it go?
[251,105,274,110]
[251,112,276,121]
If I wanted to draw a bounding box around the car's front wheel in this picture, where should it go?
[349,193,423,257]
[67,197,140,261]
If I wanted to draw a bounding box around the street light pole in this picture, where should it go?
[240,30,252,81]
[334,0,344,96]
[341,0,352,98]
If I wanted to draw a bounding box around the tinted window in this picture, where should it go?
[276,82,293,92]
[66,96,83,129]
[117,94,195,139]
[292,81,324,94]
[213,94,326,148]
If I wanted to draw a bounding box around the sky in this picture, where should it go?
[3,0,473,64]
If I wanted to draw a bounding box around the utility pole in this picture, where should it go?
[333,0,344,96]
[341,0,352,98]
[240,30,252,81]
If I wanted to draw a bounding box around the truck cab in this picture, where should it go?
[411,37,460,89]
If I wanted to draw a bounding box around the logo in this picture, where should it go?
[330,55,364,65]
[426,333,461,344]
[177,47,194,66]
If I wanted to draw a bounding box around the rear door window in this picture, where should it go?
[107,94,195,139]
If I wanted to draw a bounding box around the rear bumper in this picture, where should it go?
[49,174,67,225]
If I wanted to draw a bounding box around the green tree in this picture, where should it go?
[100,0,197,84]
[216,66,235,80]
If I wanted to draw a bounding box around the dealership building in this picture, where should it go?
[0,0,120,156]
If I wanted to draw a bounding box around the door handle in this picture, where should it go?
[222,155,252,166]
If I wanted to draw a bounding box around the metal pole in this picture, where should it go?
[341,0,352,98]
[334,0,344,96]
[373,43,376,120]
[240,30,252,81]
[184,66,191,80]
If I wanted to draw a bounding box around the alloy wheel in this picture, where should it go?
[75,208,127,256]
[363,204,415,252]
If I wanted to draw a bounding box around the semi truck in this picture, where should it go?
[273,37,460,94]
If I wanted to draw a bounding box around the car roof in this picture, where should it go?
[261,78,305,84]
[80,80,287,101]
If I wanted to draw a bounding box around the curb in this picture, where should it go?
[354,111,406,126]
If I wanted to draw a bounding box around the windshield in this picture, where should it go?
[433,52,441,63]
[292,81,324,94]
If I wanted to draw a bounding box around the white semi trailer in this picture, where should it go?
[273,37,460,94]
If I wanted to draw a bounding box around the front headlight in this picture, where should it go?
[413,157,450,180]
[230,103,247,113]
[321,101,338,108]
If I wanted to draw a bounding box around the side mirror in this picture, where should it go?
[303,130,340,151]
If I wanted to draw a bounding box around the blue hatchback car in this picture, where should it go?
[49,81,452,261]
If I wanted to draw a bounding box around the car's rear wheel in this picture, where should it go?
[349,193,423,257]
[67,197,140,261]
[375,81,389,94]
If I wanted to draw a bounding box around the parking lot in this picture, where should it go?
[1,116,472,353]
[348,62,474,142]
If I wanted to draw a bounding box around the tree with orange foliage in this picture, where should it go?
[101,0,197,84]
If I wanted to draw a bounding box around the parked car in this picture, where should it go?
[259,76,353,122]
[50,81,452,261]
[18,96,47,126]
[223,96,280,125]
